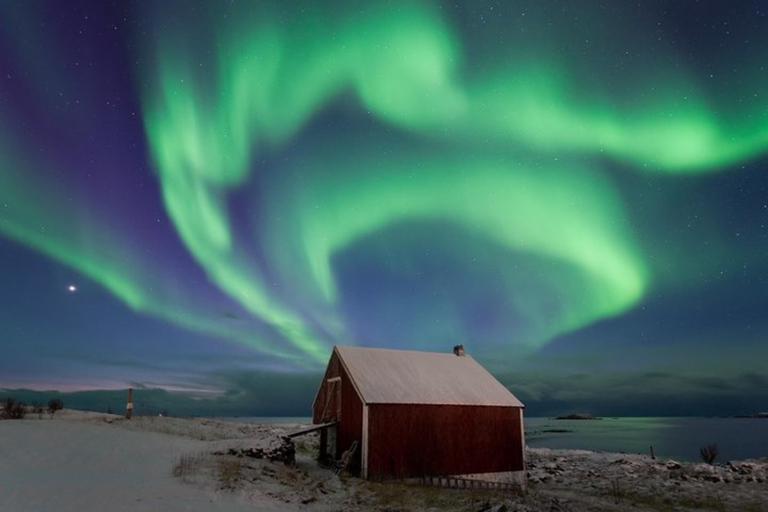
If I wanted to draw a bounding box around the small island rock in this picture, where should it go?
[555,413,596,420]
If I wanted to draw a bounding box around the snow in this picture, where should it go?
[0,412,286,512]
[2,410,767,511]
[335,345,524,406]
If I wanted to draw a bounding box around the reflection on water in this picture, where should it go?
[525,417,768,462]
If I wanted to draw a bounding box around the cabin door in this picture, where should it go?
[323,376,342,422]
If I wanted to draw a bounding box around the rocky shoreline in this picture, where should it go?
[525,447,768,511]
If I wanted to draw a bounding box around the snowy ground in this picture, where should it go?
[0,410,285,512]
[1,410,767,511]
[526,448,768,511]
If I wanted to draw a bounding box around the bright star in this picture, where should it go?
[68,285,77,292]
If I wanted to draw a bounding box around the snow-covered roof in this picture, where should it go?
[334,346,524,407]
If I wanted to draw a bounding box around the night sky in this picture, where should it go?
[1,1,767,417]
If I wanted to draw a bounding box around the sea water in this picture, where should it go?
[525,416,768,462]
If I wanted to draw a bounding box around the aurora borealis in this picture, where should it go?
[1,1,767,416]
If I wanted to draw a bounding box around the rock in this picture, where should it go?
[729,462,756,474]
[555,413,596,420]
[666,460,681,470]
[222,439,296,465]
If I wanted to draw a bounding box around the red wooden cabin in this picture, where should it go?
[312,345,525,481]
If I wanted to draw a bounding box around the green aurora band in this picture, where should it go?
[277,152,646,348]
[140,2,767,362]
[0,135,146,311]
[0,131,307,365]
[145,3,768,358]
[2,1,767,369]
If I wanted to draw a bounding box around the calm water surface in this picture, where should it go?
[525,416,768,462]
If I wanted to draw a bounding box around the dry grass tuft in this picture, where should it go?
[218,458,245,488]
[172,452,207,483]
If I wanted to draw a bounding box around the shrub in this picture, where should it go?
[47,398,64,417]
[31,401,44,419]
[700,444,718,465]
[1,397,27,419]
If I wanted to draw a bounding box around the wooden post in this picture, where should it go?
[125,388,133,420]
[319,428,327,463]
[650,446,655,460]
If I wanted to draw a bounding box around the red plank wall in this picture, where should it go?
[366,404,523,479]
[312,351,364,473]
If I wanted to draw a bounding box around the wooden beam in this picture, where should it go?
[282,421,338,439]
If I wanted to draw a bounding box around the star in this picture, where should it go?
[68,285,77,292]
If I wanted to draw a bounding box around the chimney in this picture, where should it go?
[453,344,465,356]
